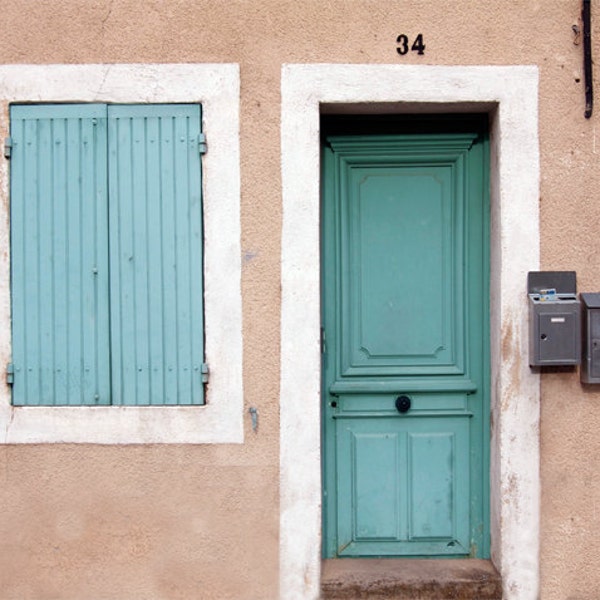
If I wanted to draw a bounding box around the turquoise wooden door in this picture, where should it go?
[321,117,489,558]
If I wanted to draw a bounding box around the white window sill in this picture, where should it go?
[0,402,242,444]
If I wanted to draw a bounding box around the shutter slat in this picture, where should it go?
[159,114,178,403]
[145,115,166,402]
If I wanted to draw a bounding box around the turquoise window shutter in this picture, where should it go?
[10,104,111,405]
[107,104,205,405]
[10,103,205,406]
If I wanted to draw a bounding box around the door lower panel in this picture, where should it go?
[336,412,470,557]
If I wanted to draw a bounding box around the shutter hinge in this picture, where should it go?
[198,133,207,155]
[320,327,326,354]
[201,363,209,383]
[4,137,12,159]
[6,362,14,385]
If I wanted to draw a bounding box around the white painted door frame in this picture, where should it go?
[280,64,540,600]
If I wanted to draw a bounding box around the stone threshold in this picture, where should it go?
[321,558,502,599]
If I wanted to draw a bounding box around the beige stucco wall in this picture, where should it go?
[0,1,598,598]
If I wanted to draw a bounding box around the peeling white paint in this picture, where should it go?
[280,64,540,599]
[0,63,243,444]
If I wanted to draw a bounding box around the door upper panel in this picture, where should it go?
[327,135,478,384]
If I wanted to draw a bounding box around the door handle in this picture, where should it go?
[395,395,411,414]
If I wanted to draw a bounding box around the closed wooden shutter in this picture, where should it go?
[10,104,111,405]
[107,104,205,405]
[10,103,205,406]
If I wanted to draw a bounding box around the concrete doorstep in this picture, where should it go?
[321,559,502,599]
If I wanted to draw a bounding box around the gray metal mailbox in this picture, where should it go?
[528,271,581,367]
[580,293,600,383]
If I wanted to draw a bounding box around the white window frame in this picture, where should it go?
[0,63,243,444]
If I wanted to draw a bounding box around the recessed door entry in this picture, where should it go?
[321,117,490,558]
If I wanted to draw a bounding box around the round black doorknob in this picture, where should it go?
[395,395,411,413]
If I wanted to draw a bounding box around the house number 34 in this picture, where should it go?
[396,33,425,56]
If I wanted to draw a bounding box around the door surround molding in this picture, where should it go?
[280,64,540,599]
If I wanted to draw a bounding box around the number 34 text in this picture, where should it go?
[396,33,425,56]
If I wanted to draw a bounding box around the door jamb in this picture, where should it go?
[280,64,540,600]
